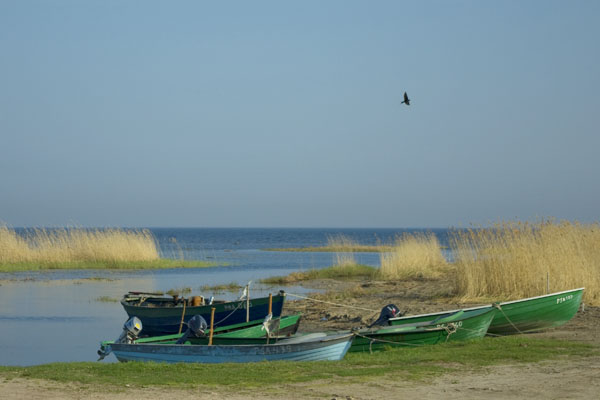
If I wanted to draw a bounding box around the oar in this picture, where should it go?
[178,300,187,334]
[268,293,272,315]
[208,307,216,346]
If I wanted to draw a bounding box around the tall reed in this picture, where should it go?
[450,220,600,305]
[0,227,159,263]
[379,232,447,280]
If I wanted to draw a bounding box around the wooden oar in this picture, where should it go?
[268,293,272,315]
[208,307,216,346]
[178,300,187,334]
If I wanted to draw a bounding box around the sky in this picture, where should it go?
[1,1,599,228]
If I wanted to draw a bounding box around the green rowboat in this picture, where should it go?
[388,288,584,335]
[99,314,302,353]
[349,306,496,353]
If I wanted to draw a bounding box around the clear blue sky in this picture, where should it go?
[1,1,599,228]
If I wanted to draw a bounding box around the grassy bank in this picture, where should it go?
[0,227,215,272]
[265,234,395,252]
[260,264,377,284]
[0,337,595,388]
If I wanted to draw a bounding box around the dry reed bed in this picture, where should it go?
[378,232,447,280]
[336,221,599,305]
[450,221,600,305]
[0,227,159,263]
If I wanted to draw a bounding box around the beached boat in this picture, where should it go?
[122,308,494,354]
[102,314,303,347]
[388,288,584,335]
[106,332,354,363]
[120,290,286,335]
[349,306,496,352]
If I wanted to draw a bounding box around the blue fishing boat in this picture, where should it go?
[107,332,354,363]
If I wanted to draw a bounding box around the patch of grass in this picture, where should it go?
[167,287,192,296]
[0,259,217,272]
[199,282,242,292]
[260,264,377,285]
[95,296,119,303]
[0,337,595,388]
[265,234,394,253]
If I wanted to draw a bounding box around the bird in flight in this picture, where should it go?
[401,92,410,105]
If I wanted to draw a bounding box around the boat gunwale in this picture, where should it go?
[388,287,585,323]
[111,332,354,351]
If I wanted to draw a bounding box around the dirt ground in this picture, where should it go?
[2,278,599,399]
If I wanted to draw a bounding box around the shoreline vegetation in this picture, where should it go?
[1,220,598,305]
[0,227,214,272]
[262,220,600,306]
[264,233,397,252]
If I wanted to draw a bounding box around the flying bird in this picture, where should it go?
[401,92,410,106]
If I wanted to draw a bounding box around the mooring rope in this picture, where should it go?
[353,322,464,354]
[444,323,458,342]
[212,298,246,326]
[286,292,380,313]
[493,303,524,335]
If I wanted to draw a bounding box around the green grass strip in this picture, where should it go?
[0,259,218,272]
[264,246,394,253]
[260,264,377,284]
[1,337,595,388]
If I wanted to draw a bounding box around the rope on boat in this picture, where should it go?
[493,303,524,335]
[351,331,426,354]
[354,322,461,354]
[212,299,246,326]
[286,292,380,313]
[443,323,458,342]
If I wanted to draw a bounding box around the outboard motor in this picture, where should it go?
[368,304,403,328]
[97,316,142,360]
[116,316,143,344]
[176,314,208,344]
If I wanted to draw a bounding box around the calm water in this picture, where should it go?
[0,228,449,366]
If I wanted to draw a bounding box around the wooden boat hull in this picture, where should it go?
[388,288,584,335]
[109,333,354,363]
[350,307,496,352]
[121,292,286,336]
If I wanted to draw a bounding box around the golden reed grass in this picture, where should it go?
[0,226,159,263]
[449,220,600,305]
[379,232,447,280]
[325,234,393,252]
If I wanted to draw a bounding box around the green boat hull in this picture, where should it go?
[350,307,496,353]
[388,288,584,336]
[486,288,584,335]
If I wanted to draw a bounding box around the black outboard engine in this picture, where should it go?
[368,304,403,328]
[176,315,208,344]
